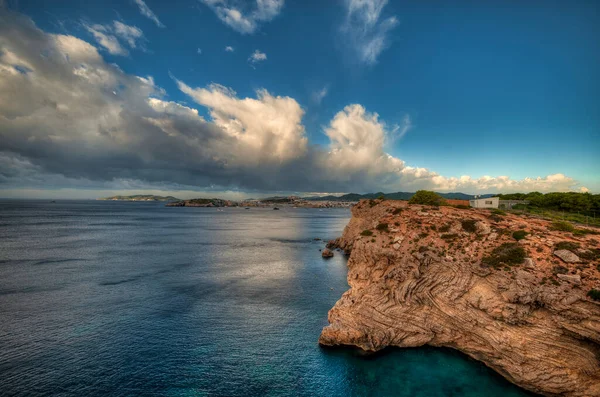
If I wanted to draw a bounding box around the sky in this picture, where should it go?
[0,0,598,199]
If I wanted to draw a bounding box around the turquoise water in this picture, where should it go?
[0,200,535,396]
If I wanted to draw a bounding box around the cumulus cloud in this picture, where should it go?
[84,20,145,56]
[0,10,590,195]
[340,0,398,65]
[225,46,234,52]
[133,0,165,28]
[201,0,284,34]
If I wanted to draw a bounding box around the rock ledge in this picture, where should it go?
[320,200,600,397]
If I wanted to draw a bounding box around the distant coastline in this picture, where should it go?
[98,195,181,202]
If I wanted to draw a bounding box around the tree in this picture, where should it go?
[409,190,445,206]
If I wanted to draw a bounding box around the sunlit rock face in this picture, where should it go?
[320,200,600,397]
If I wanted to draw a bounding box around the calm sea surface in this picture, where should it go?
[0,200,534,397]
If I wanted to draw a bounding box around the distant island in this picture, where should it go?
[98,195,181,202]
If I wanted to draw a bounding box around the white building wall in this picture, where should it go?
[469,197,499,209]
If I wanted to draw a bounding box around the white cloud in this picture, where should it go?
[197,48,202,54]
[84,23,128,55]
[176,81,307,163]
[248,49,267,65]
[311,85,328,104]
[340,0,398,65]
[200,0,284,34]
[84,21,145,56]
[225,46,234,52]
[113,21,144,48]
[389,113,412,141]
[0,10,592,195]
[133,0,165,28]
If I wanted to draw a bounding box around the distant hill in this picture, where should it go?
[303,192,495,201]
[99,195,181,202]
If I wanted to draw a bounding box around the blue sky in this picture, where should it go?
[0,0,598,198]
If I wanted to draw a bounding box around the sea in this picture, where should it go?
[0,200,534,397]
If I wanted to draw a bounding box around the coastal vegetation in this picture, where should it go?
[481,243,526,268]
[376,223,389,232]
[588,289,600,301]
[512,230,528,241]
[461,219,477,233]
[409,190,446,206]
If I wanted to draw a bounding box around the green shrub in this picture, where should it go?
[377,195,386,200]
[587,289,600,301]
[554,241,580,251]
[552,221,575,232]
[491,209,506,216]
[361,230,373,237]
[455,205,470,210]
[392,208,402,215]
[461,220,477,233]
[512,230,528,241]
[573,228,600,236]
[409,190,445,206]
[430,225,437,231]
[439,224,451,233]
[482,243,526,268]
[488,214,502,222]
[419,232,429,238]
[578,248,600,261]
[376,223,389,232]
[369,199,377,207]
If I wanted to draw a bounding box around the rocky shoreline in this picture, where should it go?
[320,199,600,396]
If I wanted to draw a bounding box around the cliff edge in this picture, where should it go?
[320,199,600,396]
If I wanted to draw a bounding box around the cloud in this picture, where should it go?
[311,85,328,104]
[248,49,267,65]
[197,48,202,54]
[133,0,165,28]
[113,21,144,48]
[84,23,128,55]
[0,10,591,195]
[340,0,398,65]
[200,0,284,34]
[225,46,234,52]
[389,113,412,141]
[84,20,145,56]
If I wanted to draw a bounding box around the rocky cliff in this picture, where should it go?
[320,199,600,396]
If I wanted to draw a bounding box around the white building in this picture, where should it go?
[469,197,499,209]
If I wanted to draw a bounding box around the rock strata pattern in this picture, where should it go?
[320,199,600,397]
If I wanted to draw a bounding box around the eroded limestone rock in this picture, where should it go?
[320,200,600,397]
